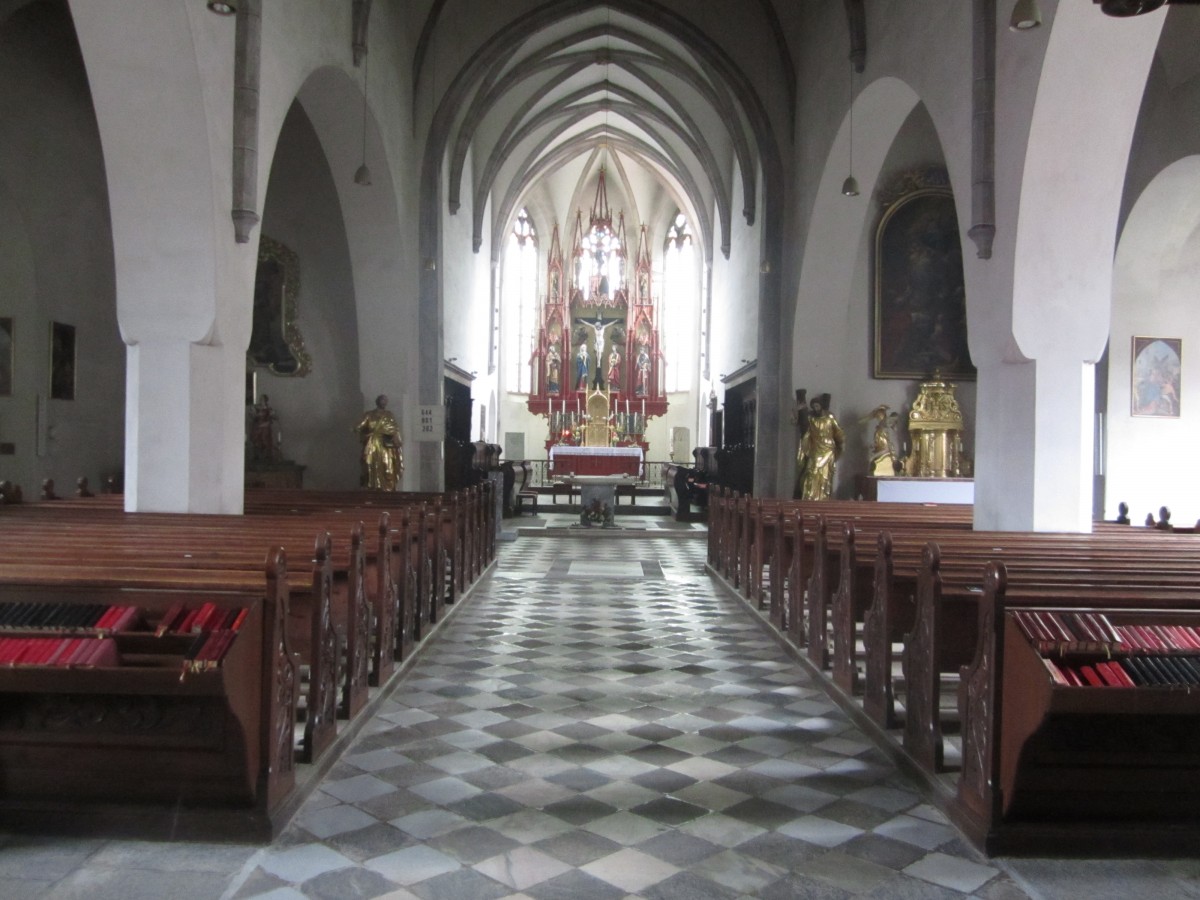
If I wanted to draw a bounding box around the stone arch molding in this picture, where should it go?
[291,66,411,402]
[791,75,923,376]
[1010,2,1165,363]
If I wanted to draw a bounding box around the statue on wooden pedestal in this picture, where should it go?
[355,394,403,490]
[796,394,844,501]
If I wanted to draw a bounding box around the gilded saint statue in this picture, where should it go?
[796,394,844,500]
[355,394,403,490]
[862,404,901,476]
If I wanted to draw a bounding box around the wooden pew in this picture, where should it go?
[0,550,298,841]
[952,563,1200,856]
[856,526,1200,733]
[895,540,1200,774]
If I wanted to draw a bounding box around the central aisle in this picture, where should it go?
[230,532,1017,899]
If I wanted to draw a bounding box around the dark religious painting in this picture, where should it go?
[250,236,311,376]
[0,318,11,397]
[1131,336,1181,418]
[873,174,974,380]
[50,321,75,400]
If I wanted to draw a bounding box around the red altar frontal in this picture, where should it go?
[549,446,643,477]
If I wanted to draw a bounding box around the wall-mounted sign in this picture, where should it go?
[414,405,445,442]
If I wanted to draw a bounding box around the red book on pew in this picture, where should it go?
[176,607,202,635]
[44,637,74,667]
[191,603,220,633]
[230,607,249,632]
[1038,612,1074,643]
[1095,662,1125,687]
[81,638,119,667]
[1060,664,1084,686]
[1042,657,1070,685]
[1078,665,1106,687]
[92,605,117,631]
[205,630,237,666]
[107,606,140,634]
[1155,625,1186,651]
[51,638,80,667]
[31,639,59,665]
[2,638,24,664]
[1174,626,1200,650]
[63,639,97,667]
[1103,661,1137,687]
[155,601,186,637]
[11,639,35,665]
[1013,611,1051,645]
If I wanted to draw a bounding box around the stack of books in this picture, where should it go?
[0,602,140,634]
[0,636,119,667]
[156,602,248,672]
[1013,609,1200,688]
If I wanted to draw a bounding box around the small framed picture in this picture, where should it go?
[0,317,12,397]
[1131,336,1181,418]
[50,321,76,401]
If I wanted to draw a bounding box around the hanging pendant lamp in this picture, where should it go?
[842,60,859,197]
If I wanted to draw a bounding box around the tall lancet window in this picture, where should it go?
[503,208,538,393]
[662,212,697,393]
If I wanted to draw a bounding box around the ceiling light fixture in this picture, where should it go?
[841,59,859,197]
[354,51,372,186]
[1100,0,1166,16]
[1009,0,1042,30]
[206,1,237,14]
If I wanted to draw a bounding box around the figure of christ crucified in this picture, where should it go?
[582,316,621,390]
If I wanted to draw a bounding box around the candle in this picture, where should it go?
[641,399,645,417]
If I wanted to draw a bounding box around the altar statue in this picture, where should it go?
[606,346,621,391]
[863,404,900,476]
[249,394,278,463]
[355,394,403,490]
[575,340,589,390]
[546,343,561,393]
[796,394,844,500]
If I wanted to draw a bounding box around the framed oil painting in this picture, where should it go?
[50,321,75,400]
[0,317,11,397]
[249,235,311,376]
[873,170,975,380]
[1131,336,1181,418]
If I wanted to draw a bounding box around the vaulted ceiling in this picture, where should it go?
[412,0,802,264]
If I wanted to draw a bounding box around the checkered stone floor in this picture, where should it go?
[229,534,1026,900]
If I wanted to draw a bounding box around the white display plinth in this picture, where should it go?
[874,477,974,505]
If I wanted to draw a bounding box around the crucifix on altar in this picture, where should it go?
[526,167,668,455]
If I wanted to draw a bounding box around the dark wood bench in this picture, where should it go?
[952,563,1200,856]
[0,552,297,841]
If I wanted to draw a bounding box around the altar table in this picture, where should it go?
[549,445,643,477]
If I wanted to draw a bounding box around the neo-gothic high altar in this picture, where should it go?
[527,169,668,452]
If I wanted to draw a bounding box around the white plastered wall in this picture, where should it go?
[1107,157,1200,525]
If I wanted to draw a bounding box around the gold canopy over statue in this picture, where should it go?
[906,377,967,477]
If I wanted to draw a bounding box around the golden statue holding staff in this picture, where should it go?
[796,393,845,500]
[355,394,403,490]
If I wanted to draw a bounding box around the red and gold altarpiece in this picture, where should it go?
[526,170,667,451]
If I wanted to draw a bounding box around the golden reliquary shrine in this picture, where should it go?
[526,168,668,451]
[905,377,967,478]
